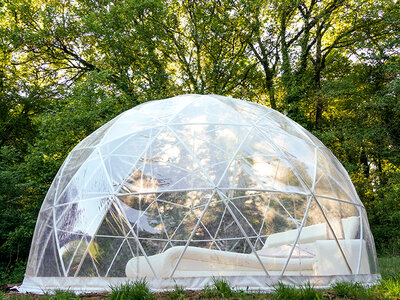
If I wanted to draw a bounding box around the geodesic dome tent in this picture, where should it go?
[20,94,379,293]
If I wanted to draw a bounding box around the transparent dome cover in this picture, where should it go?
[20,94,379,293]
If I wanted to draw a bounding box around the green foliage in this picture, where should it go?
[330,281,371,299]
[167,284,185,300]
[373,274,400,299]
[48,290,80,300]
[109,279,154,300]
[379,257,400,280]
[272,282,321,300]
[200,278,235,298]
[0,0,399,285]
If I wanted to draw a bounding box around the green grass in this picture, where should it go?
[1,257,399,299]
[372,274,400,299]
[2,290,79,300]
[49,290,80,300]
[200,278,235,298]
[330,281,371,299]
[167,284,185,300]
[109,279,153,300]
[271,282,321,300]
[378,256,400,279]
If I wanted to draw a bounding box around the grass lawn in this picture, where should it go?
[1,257,399,299]
[378,256,400,279]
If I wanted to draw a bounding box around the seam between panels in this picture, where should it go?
[254,126,353,276]
[116,188,310,197]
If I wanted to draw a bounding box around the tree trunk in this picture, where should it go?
[314,25,323,130]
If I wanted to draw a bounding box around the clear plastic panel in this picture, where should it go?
[116,128,212,193]
[74,244,99,277]
[100,111,160,144]
[54,147,98,200]
[75,115,121,149]
[198,195,250,253]
[256,110,315,145]
[36,232,62,277]
[137,94,200,123]
[314,149,355,202]
[258,128,316,190]
[171,124,252,186]
[56,151,111,206]
[320,148,361,204]
[60,233,90,276]
[170,95,251,125]
[221,153,308,194]
[360,209,379,274]
[91,237,127,276]
[222,191,267,250]
[28,220,54,276]
[107,238,137,277]
[213,95,272,124]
